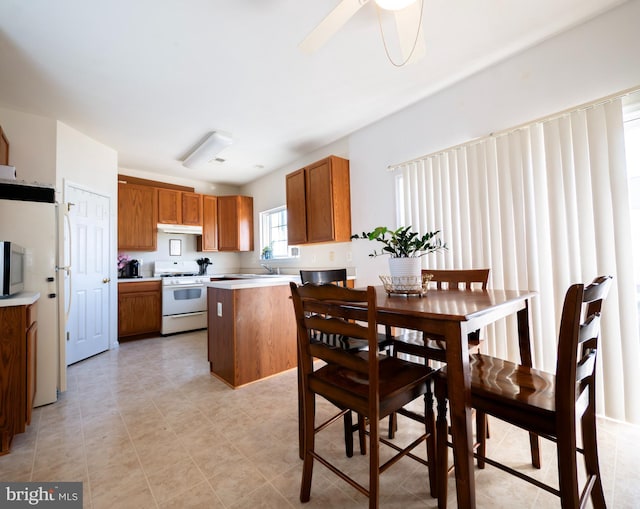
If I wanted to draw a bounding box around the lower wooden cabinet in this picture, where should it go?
[118,281,162,338]
[0,300,37,455]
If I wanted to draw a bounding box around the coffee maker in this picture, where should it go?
[127,259,140,278]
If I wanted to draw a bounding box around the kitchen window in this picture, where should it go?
[260,206,290,259]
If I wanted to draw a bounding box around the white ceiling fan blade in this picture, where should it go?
[299,0,370,53]
[394,1,426,64]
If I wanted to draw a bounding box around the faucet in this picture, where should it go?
[261,263,280,275]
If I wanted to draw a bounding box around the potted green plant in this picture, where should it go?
[261,245,273,260]
[351,226,446,282]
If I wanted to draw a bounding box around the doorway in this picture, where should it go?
[64,182,111,365]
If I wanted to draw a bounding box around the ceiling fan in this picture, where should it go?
[299,0,426,66]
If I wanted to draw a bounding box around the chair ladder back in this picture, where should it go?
[291,282,379,374]
[555,277,612,419]
[300,268,348,286]
[424,268,490,290]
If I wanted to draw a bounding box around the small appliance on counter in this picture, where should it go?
[126,259,141,278]
[0,240,25,297]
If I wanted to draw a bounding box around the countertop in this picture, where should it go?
[207,275,301,290]
[0,292,40,307]
[117,277,161,283]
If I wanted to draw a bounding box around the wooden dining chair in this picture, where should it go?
[434,275,613,509]
[388,268,490,440]
[299,269,396,457]
[290,281,438,508]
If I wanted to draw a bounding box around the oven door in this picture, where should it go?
[162,284,207,316]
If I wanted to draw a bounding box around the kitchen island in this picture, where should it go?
[206,276,299,388]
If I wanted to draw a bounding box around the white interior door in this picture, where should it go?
[65,184,111,365]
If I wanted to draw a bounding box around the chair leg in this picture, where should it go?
[344,411,354,458]
[300,389,316,503]
[476,410,486,469]
[435,379,449,509]
[425,386,438,498]
[581,410,607,508]
[556,424,580,509]
[388,412,397,439]
[358,414,367,455]
[529,432,541,468]
[369,413,380,509]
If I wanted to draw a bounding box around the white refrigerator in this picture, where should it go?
[0,193,66,407]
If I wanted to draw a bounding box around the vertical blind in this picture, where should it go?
[393,98,640,424]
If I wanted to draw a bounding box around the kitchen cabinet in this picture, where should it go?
[197,195,218,252]
[286,169,307,245]
[158,189,203,226]
[0,300,37,455]
[118,182,157,251]
[0,125,9,165]
[218,195,253,252]
[286,155,351,244]
[118,280,162,338]
[181,192,203,225]
[207,284,297,387]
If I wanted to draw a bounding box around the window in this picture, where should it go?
[260,206,289,259]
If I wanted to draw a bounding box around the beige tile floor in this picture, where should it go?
[1,330,639,508]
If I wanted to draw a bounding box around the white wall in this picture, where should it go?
[119,166,240,196]
[0,107,56,188]
[0,109,121,402]
[239,0,640,285]
[56,122,119,352]
[0,109,59,405]
[239,138,355,274]
[347,0,640,285]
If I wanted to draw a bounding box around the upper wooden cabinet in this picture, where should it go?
[286,155,351,244]
[0,125,9,165]
[218,195,253,252]
[286,169,307,245]
[198,195,219,252]
[182,192,203,225]
[158,189,202,226]
[118,182,157,251]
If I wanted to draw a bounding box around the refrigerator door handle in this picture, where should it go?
[56,204,73,321]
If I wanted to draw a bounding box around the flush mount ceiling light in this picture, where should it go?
[299,0,425,67]
[182,131,233,169]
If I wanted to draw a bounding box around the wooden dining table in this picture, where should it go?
[371,286,536,509]
[295,285,536,508]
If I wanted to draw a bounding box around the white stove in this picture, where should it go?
[155,261,208,335]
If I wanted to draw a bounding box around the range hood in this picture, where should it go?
[157,223,203,235]
[0,178,56,203]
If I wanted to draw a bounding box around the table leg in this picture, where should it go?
[445,322,476,509]
[516,300,540,468]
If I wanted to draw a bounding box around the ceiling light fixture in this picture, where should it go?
[374,0,416,11]
[376,0,424,67]
[182,131,233,169]
[299,0,425,68]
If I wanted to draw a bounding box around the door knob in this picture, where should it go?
[103,277,111,283]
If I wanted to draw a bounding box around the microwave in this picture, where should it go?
[0,241,25,298]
